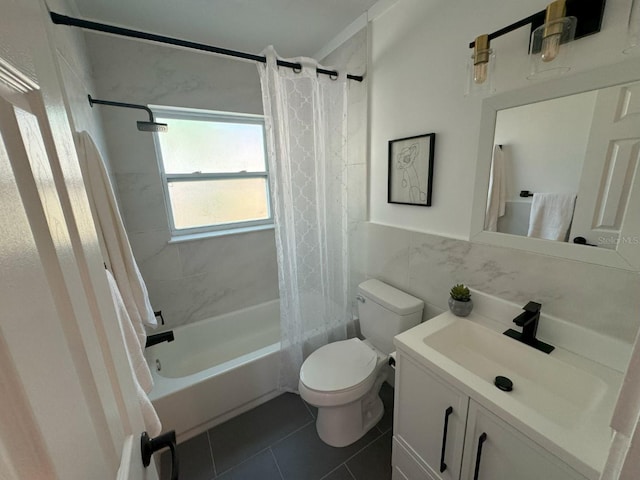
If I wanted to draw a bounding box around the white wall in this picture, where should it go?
[85,34,279,328]
[369,0,634,239]
[363,0,640,340]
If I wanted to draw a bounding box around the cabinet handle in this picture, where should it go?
[141,430,179,480]
[439,406,454,473]
[473,432,488,480]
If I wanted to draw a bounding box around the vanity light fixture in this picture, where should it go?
[465,34,495,96]
[466,0,606,92]
[528,0,577,78]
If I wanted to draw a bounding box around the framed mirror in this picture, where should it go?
[470,59,640,270]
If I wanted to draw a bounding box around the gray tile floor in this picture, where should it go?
[161,383,394,480]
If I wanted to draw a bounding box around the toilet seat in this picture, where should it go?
[300,338,378,392]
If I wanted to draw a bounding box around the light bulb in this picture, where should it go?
[474,61,488,84]
[541,33,561,62]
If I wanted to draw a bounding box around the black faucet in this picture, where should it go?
[146,331,175,348]
[503,301,554,354]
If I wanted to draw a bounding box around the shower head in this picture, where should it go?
[137,121,168,132]
[88,94,168,133]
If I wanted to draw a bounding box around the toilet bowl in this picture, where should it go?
[299,338,387,447]
[298,279,424,447]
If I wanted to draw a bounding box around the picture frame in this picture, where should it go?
[388,133,436,207]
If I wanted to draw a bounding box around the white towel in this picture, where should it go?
[75,131,157,346]
[106,270,161,437]
[600,327,640,480]
[484,145,507,232]
[526,193,576,241]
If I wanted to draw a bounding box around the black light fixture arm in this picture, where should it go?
[50,12,364,82]
[468,0,606,49]
[88,95,154,123]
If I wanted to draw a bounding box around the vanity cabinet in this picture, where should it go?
[393,352,588,480]
[393,353,468,480]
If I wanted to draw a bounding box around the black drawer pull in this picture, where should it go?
[439,406,454,473]
[473,432,488,480]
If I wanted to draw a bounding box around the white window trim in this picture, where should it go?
[151,106,273,239]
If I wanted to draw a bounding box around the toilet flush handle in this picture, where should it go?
[356,295,366,303]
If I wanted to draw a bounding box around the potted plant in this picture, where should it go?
[448,284,473,317]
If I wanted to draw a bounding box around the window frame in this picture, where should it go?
[151,106,273,238]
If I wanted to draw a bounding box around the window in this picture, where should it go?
[153,107,272,237]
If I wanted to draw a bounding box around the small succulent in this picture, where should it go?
[450,284,471,302]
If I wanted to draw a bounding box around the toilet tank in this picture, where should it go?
[357,279,424,354]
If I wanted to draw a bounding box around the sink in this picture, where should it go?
[421,318,607,428]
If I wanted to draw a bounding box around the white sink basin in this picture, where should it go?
[422,318,607,428]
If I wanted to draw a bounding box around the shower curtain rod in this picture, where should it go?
[49,12,364,82]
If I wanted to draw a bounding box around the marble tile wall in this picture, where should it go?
[85,33,279,328]
[363,222,640,344]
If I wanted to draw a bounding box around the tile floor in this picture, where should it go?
[160,383,394,480]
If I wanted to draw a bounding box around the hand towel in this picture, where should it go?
[75,131,157,348]
[484,145,507,232]
[526,193,576,241]
[106,270,161,437]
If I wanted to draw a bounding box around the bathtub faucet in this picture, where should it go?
[145,331,174,348]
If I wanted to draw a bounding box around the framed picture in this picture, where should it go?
[388,133,436,206]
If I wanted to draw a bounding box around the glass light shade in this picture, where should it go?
[528,16,577,80]
[465,48,495,96]
[624,0,640,54]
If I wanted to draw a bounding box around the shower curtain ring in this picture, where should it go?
[329,72,339,81]
[292,65,302,74]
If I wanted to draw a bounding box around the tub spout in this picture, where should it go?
[146,331,174,348]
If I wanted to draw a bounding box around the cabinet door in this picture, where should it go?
[461,402,587,480]
[394,353,469,480]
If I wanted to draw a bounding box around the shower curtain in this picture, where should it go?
[258,46,350,392]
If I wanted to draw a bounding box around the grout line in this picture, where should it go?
[270,419,315,448]
[269,447,285,480]
[340,428,386,467]
[206,430,217,477]
[215,446,272,477]
[344,463,357,479]
[302,399,316,419]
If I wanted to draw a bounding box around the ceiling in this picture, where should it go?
[71,0,380,59]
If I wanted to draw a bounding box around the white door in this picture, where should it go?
[570,81,640,248]
[0,0,161,478]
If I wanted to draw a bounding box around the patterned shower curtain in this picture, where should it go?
[258,46,350,392]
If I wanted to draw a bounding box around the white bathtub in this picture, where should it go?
[146,300,281,441]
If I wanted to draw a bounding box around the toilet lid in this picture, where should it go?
[300,338,378,392]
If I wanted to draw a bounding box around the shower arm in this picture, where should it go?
[88,94,155,123]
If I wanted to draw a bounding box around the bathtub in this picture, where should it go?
[146,300,281,441]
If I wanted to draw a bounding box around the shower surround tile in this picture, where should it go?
[115,172,168,234]
[178,229,277,278]
[129,229,180,282]
[88,33,280,329]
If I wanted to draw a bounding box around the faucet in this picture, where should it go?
[503,301,554,354]
[146,331,174,348]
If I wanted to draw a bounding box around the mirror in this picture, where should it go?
[471,59,640,270]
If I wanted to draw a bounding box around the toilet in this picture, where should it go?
[299,279,424,447]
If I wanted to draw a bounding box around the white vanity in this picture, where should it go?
[391,291,628,480]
